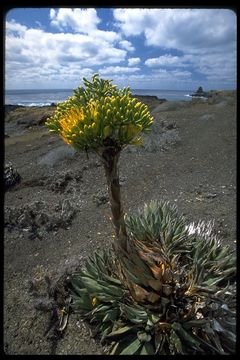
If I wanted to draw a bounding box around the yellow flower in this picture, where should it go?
[127,124,141,138]
[60,108,84,133]
[88,100,99,120]
[59,307,67,316]
[61,135,72,145]
[59,107,85,143]
[45,74,154,150]
[92,297,97,307]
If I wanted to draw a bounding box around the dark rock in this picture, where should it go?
[4,199,79,239]
[134,95,167,112]
[17,118,28,125]
[92,189,109,206]
[205,193,217,199]
[4,105,24,116]
[34,298,54,311]
[4,162,21,191]
[46,170,82,193]
[135,95,158,101]
[38,145,76,167]
[165,122,176,130]
[5,106,56,129]
[191,86,209,98]
[38,115,50,125]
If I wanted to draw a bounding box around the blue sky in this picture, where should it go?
[5,8,236,90]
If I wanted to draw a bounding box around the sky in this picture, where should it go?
[5,7,237,91]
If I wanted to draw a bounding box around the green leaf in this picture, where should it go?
[80,276,107,294]
[96,280,123,297]
[173,323,202,351]
[91,304,111,315]
[170,329,183,354]
[71,275,85,290]
[106,325,134,338]
[102,308,119,323]
[183,319,209,329]
[120,304,148,324]
[137,330,152,342]
[84,260,99,278]
[119,337,142,355]
[140,342,155,355]
[72,297,91,312]
[110,342,118,355]
[79,275,123,298]
[71,287,92,311]
[101,273,122,286]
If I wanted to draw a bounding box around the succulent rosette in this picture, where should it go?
[71,201,236,355]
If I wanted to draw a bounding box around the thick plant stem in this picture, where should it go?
[101,147,128,252]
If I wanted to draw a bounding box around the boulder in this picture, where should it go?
[4,162,21,190]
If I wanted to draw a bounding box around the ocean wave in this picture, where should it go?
[6,102,59,107]
[184,94,208,100]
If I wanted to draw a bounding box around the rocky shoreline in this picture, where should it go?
[4,91,236,354]
[5,90,235,136]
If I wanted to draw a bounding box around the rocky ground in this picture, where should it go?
[4,91,236,354]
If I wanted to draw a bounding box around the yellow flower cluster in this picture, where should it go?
[46,77,154,151]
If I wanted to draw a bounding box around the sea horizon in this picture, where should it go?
[5,87,235,106]
[5,88,197,106]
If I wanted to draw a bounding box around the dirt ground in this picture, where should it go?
[4,93,236,354]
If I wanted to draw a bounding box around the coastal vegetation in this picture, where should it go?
[44,75,236,354]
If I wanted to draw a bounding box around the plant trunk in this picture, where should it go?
[101,147,128,252]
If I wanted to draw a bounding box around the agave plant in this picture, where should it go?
[46,74,154,251]
[45,76,236,354]
[71,201,236,355]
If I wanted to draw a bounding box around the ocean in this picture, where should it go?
[5,88,193,107]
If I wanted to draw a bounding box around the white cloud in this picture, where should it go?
[128,57,141,66]
[113,8,236,88]
[50,8,56,19]
[170,70,192,78]
[118,40,135,52]
[5,17,127,88]
[113,8,158,36]
[145,54,187,68]
[5,8,236,90]
[99,66,140,75]
[113,9,236,53]
[145,50,236,85]
[6,19,27,36]
[50,8,120,44]
[108,70,194,90]
[191,52,236,83]
[50,8,100,33]
[151,68,192,79]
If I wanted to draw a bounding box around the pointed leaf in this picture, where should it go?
[137,331,152,342]
[140,342,155,354]
[119,337,142,355]
[106,325,134,338]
